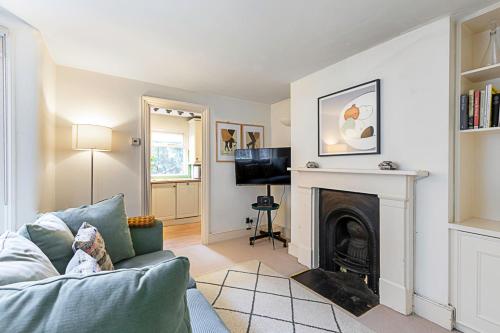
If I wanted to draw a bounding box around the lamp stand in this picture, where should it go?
[90,149,94,204]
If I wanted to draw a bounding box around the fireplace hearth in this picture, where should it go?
[293,189,380,316]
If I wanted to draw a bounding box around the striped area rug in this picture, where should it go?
[196,260,374,333]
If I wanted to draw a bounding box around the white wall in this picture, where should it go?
[290,17,452,306]
[54,66,270,234]
[270,99,291,236]
[0,9,56,230]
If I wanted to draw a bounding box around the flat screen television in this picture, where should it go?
[235,147,291,185]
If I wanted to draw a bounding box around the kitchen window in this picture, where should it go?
[150,131,188,177]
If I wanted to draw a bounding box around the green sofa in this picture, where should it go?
[0,212,228,333]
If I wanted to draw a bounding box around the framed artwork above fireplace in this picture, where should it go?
[318,79,380,156]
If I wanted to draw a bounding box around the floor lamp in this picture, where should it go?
[72,124,112,204]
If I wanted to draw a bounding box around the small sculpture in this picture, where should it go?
[306,161,319,168]
[378,161,398,170]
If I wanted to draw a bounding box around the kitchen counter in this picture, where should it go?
[151,178,201,184]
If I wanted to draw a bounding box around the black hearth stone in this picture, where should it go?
[292,268,379,317]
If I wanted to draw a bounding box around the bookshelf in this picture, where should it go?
[454,5,500,235]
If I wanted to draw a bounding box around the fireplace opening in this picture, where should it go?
[293,189,380,316]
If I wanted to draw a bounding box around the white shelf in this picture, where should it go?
[450,218,500,239]
[459,127,500,134]
[461,63,500,82]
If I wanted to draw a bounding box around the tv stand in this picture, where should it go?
[249,185,287,249]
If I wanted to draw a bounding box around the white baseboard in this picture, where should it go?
[162,216,201,226]
[208,228,252,244]
[413,294,454,330]
[455,322,481,333]
[379,278,412,315]
[288,242,299,258]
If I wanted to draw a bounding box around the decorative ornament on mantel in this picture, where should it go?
[378,161,398,170]
[306,161,320,168]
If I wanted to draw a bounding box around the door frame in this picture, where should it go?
[141,96,210,245]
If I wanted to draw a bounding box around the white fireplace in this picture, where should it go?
[288,167,429,315]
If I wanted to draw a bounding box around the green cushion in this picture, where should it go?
[0,232,59,286]
[18,213,74,274]
[54,194,135,263]
[0,257,192,333]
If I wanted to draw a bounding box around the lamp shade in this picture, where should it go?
[72,124,112,151]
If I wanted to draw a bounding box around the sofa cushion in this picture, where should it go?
[72,222,113,270]
[115,250,196,289]
[186,288,229,333]
[18,213,74,274]
[66,249,101,275]
[0,257,192,333]
[0,232,59,286]
[54,194,135,263]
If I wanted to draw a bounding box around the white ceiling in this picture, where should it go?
[0,0,495,103]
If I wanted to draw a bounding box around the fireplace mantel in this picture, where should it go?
[289,167,429,315]
[288,167,429,178]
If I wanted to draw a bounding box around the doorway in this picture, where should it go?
[141,96,209,247]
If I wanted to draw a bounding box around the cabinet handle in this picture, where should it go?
[186,182,190,185]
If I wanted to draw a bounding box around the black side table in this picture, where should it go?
[249,203,287,249]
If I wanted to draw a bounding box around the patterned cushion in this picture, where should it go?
[66,250,102,275]
[72,223,113,271]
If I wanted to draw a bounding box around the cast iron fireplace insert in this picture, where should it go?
[292,189,380,316]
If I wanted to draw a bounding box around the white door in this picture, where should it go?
[456,231,500,333]
[0,33,7,234]
[176,182,199,218]
[151,183,177,221]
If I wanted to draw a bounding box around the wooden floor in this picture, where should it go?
[163,222,201,249]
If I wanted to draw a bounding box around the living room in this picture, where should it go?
[1,1,500,333]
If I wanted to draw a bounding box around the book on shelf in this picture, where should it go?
[460,84,499,130]
[493,94,500,127]
[474,90,480,129]
[468,89,474,128]
[460,94,468,130]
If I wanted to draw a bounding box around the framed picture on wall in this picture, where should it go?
[241,124,264,149]
[216,121,241,162]
[318,79,380,156]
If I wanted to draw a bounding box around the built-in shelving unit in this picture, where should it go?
[452,6,500,332]
[454,5,500,236]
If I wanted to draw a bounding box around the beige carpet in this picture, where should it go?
[196,260,373,333]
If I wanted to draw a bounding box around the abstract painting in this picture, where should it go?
[216,121,241,162]
[318,79,380,156]
[242,124,264,149]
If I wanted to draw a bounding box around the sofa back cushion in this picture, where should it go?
[54,194,135,263]
[0,256,192,333]
[18,213,74,274]
[0,232,59,286]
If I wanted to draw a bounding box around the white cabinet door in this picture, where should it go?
[152,183,177,220]
[456,231,500,333]
[188,119,202,165]
[176,182,199,218]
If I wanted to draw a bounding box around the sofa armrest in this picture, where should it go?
[129,220,163,255]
